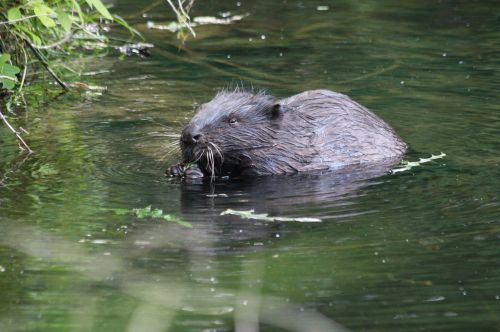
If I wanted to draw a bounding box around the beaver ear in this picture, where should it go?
[268,103,282,119]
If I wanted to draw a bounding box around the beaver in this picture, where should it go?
[168,89,407,178]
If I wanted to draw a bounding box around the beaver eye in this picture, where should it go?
[228,118,238,124]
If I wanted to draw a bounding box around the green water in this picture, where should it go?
[1,1,499,331]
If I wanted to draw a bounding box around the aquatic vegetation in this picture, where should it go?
[391,152,446,174]
[221,209,322,223]
[113,205,192,228]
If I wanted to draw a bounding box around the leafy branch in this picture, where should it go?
[0,0,142,152]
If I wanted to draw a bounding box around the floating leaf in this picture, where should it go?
[85,0,113,20]
[7,7,22,22]
[109,205,192,228]
[34,3,56,28]
[112,208,130,216]
[221,209,322,223]
[391,152,446,174]
[133,205,153,218]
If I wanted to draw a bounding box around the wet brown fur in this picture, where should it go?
[179,89,407,177]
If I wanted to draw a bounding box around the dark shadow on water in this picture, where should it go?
[171,163,398,243]
[179,163,396,211]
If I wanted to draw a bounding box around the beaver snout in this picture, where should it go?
[181,127,203,145]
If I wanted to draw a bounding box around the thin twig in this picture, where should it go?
[165,0,196,37]
[0,75,17,82]
[165,0,182,19]
[177,0,189,18]
[0,105,33,153]
[24,39,69,91]
[0,13,52,25]
[19,46,28,92]
[185,0,195,12]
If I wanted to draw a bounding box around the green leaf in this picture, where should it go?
[34,3,56,28]
[128,205,192,228]
[0,54,10,64]
[1,65,20,76]
[56,9,72,32]
[0,53,20,90]
[85,0,113,20]
[16,25,42,45]
[150,208,164,218]
[7,7,22,22]
[0,78,16,90]
[133,205,152,218]
[0,54,21,75]
[71,0,85,24]
[110,208,130,216]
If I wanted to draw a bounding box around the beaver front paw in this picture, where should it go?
[184,165,204,178]
[166,163,205,179]
[167,163,186,177]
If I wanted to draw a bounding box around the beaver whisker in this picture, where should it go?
[209,142,225,175]
[205,147,211,172]
[193,149,204,163]
[209,142,224,165]
[158,143,181,161]
[206,146,216,180]
[154,143,181,169]
[211,148,216,178]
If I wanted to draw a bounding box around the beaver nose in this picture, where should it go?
[181,129,203,145]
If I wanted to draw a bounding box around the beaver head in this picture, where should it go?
[180,91,283,177]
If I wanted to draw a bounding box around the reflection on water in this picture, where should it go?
[1,222,348,331]
[1,0,499,331]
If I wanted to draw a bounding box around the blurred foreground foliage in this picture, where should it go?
[0,0,141,94]
[0,0,142,151]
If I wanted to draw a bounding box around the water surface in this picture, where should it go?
[1,1,499,331]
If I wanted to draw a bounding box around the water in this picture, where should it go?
[1,1,499,331]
